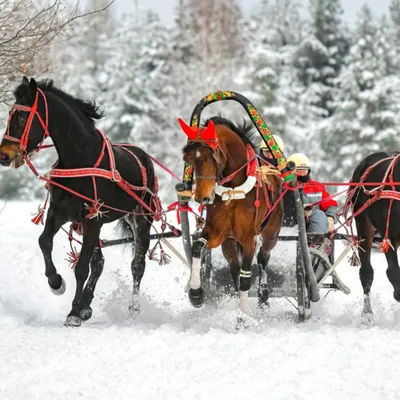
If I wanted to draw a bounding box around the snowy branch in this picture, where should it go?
[0,0,115,104]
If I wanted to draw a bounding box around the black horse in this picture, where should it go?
[0,77,160,326]
[349,151,400,315]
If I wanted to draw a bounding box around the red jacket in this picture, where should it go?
[301,179,338,216]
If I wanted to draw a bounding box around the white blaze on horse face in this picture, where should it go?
[195,150,201,159]
[190,257,201,290]
[239,290,250,313]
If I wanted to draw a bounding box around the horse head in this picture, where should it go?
[180,118,225,204]
[0,77,49,168]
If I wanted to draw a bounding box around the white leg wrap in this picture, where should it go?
[190,257,201,290]
[239,290,250,314]
[239,269,252,279]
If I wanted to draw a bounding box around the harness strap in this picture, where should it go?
[338,154,400,253]
[3,88,49,153]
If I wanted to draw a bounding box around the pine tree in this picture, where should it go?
[98,11,182,201]
[320,5,400,182]
[51,1,114,99]
[294,0,349,117]
[241,1,287,141]
[172,0,244,92]
[242,0,314,156]
[389,0,400,72]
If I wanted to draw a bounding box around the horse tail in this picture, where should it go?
[116,217,134,240]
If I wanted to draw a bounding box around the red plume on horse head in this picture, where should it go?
[177,118,219,151]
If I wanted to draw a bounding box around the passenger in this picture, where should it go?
[287,153,337,234]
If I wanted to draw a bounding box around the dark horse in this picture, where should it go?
[0,77,159,326]
[349,151,400,315]
[180,116,283,315]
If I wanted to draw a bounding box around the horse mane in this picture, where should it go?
[203,116,256,147]
[14,79,104,125]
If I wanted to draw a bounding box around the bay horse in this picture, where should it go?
[348,151,400,315]
[180,116,283,316]
[0,77,160,326]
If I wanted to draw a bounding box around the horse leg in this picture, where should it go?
[64,220,101,327]
[188,232,208,308]
[128,215,152,315]
[38,204,68,295]
[385,245,400,302]
[238,240,256,315]
[221,238,241,292]
[80,246,104,321]
[355,215,375,315]
[257,203,283,306]
[257,243,274,308]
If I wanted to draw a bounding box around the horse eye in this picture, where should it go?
[17,114,26,123]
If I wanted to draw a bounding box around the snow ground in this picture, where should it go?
[1,201,400,400]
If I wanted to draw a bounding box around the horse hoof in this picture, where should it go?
[258,287,270,308]
[394,290,400,302]
[64,316,81,327]
[361,311,374,324]
[49,277,66,296]
[189,288,204,308]
[80,307,93,321]
[236,310,251,330]
[236,316,249,330]
[129,301,140,317]
[258,300,270,310]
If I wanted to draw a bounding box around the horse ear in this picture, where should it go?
[178,118,199,140]
[28,77,37,93]
[201,120,219,150]
[202,120,216,140]
[22,76,29,86]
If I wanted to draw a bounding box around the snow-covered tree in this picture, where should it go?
[294,0,349,117]
[51,0,114,100]
[320,5,400,181]
[389,0,400,72]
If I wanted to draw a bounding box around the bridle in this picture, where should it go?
[192,144,225,182]
[3,88,49,165]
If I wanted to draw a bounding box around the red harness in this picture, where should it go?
[3,89,161,222]
[3,88,49,154]
[340,154,400,253]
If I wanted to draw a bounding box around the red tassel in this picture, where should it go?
[159,249,171,265]
[349,252,360,267]
[147,242,171,265]
[378,238,394,253]
[31,207,45,225]
[85,200,108,219]
[65,248,80,270]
